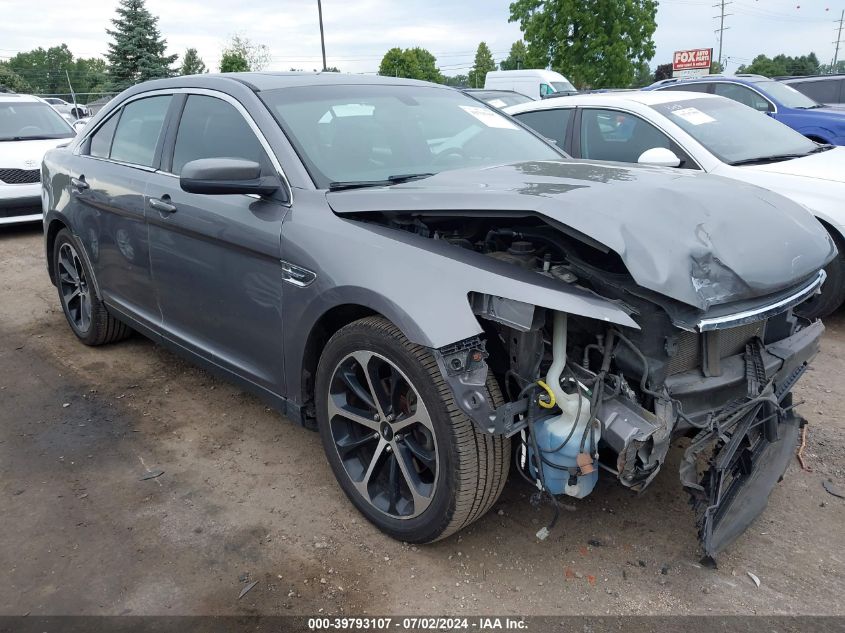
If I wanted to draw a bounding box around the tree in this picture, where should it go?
[737,52,820,77]
[6,44,74,94]
[509,0,658,89]
[220,51,249,73]
[710,61,724,74]
[105,0,177,91]
[467,42,497,88]
[442,74,469,87]
[378,47,442,82]
[631,61,652,87]
[179,48,207,75]
[220,35,270,72]
[0,65,32,93]
[500,40,529,70]
[654,62,673,82]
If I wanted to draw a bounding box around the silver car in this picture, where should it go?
[41,73,835,561]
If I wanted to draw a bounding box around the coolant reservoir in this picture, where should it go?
[530,394,598,498]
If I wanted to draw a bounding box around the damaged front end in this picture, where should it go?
[418,217,825,562]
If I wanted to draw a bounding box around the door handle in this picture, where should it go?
[149,197,177,214]
[71,176,89,192]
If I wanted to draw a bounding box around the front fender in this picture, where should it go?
[280,202,638,409]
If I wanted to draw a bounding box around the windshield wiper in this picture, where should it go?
[328,173,435,191]
[0,134,69,142]
[728,154,809,166]
[796,104,825,109]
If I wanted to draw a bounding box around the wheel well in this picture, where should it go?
[45,218,68,285]
[300,304,380,424]
[816,217,845,250]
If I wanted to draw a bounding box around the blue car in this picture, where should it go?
[645,74,845,145]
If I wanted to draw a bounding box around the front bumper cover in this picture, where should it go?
[679,320,823,562]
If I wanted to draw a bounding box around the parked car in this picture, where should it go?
[777,74,845,107]
[42,97,91,120]
[42,74,833,561]
[1,93,76,225]
[485,69,577,100]
[645,74,845,145]
[505,90,845,318]
[462,89,534,109]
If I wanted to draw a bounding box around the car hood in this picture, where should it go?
[327,160,835,311]
[0,138,72,169]
[740,146,845,183]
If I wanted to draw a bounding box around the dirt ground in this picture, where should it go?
[1,223,844,617]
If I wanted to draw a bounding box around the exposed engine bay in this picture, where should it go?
[361,211,824,562]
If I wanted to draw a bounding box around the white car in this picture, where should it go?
[1,93,76,225]
[41,97,90,119]
[506,91,845,317]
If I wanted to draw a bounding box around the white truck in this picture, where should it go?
[484,69,577,100]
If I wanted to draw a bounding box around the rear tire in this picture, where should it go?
[53,228,132,346]
[796,228,845,319]
[315,316,510,543]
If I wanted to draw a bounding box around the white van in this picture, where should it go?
[484,70,577,100]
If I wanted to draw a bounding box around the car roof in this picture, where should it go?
[128,71,446,94]
[504,89,717,114]
[0,93,46,103]
[780,74,845,83]
[649,74,771,89]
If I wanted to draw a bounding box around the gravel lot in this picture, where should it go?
[1,223,844,616]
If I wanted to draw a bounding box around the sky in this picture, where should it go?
[0,0,843,79]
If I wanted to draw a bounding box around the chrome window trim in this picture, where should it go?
[710,81,778,114]
[696,270,826,332]
[75,87,293,205]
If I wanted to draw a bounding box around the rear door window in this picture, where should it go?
[513,109,573,147]
[171,95,271,175]
[109,95,171,167]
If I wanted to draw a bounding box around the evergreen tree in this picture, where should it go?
[105,0,177,91]
[179,48,207,75]
[468,42,497,88]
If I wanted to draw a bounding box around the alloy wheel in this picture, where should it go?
[57,242,92,333]
[327,350,439,519]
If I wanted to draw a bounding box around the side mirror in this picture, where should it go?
[637,147,681,168]
[180,158,280,196]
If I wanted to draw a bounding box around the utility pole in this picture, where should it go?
[833,9,844,73]
[65,69,79,120]
[317,0,327,72]
[713,0,732,69]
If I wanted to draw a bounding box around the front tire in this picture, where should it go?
[53,228,131,346]
[315,316,510,543]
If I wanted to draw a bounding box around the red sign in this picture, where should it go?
[673,48,713,71]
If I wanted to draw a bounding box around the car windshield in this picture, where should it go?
[650,96,819,165]
[753,80,820,109]
[551,80,577,93]
[0,101,75,141]
[261,84,562,188]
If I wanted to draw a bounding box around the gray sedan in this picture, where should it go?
[41,73,834,560]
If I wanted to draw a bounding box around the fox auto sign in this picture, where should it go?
[673,48,713,78]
